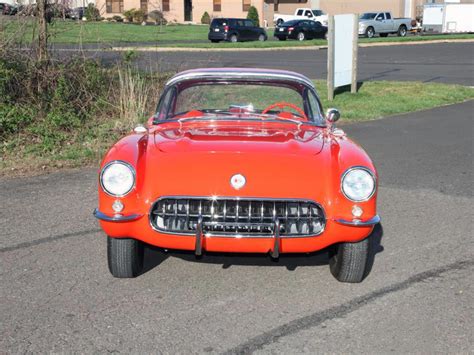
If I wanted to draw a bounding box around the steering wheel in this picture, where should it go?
[262,102,308,121]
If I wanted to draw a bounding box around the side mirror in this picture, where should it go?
[326,108,340,123]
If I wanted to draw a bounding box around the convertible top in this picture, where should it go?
[166,68,315,89]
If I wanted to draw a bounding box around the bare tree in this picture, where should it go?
[37,0,48,61]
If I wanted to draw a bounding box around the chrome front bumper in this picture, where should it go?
[333,215,380,227]
[93,209,143,222]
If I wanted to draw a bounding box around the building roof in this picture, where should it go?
[166,68,315,88]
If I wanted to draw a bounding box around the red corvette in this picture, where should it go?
[94,68,380,282]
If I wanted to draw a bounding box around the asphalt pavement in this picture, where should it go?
[80,42,474,85]
[1,100,473,353]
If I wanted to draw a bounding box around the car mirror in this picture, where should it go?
[326,108,340,123]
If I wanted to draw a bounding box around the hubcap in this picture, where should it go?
[298,33,304,41]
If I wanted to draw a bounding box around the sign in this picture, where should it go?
[327,14,359,100]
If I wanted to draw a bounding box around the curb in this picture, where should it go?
[111,38,474,52]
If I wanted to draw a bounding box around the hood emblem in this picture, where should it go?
[230,174,246,190]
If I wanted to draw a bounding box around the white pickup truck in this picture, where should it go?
[274,8,328,26]
[358,12,412,38]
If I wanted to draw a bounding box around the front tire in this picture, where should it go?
[258,34,266,42]
[107,236,144,278]
[365,26,375,38]
[329,233,372,283]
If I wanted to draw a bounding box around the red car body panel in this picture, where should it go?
[96,69,378,255]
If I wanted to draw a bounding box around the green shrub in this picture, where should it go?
[123,8,136,22]
[85,4,101,21]
[0,105,33,138]
[133,9,147,23]
[0,46,171,172]
[201,11,211,25]
[112,15,124,22]
[247,6,259,26]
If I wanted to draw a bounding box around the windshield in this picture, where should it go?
[312,10,324,16]
[156,82,324,125]
[360,13,377,20]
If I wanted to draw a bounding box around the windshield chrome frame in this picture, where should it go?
[153,72,325,127]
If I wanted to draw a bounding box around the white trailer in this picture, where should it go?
[422,3,474,33]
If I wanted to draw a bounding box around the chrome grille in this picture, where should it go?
[150,197,325,237]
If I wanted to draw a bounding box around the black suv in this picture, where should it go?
[208,18,267,43]
[274,20,328,41]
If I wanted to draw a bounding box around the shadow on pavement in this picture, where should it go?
[365,223,384,278]
[140,223,384,274]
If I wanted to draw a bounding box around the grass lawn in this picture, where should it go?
[2,19,209,43]
[2,18,473,46]
[314,80,473,121]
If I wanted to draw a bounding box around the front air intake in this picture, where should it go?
[150,197,325,237]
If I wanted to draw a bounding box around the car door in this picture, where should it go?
[384,12,395,31]
[235,19,248,40]
[299,20,310,37]
[309,21,323,39]
[375,12,386,32]
[244,19,258,40]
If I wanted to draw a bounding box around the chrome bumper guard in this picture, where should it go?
[333,215,381,227]
[194,217,281,258]
[93,209,143,222]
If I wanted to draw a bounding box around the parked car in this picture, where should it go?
[359,12,412,38]
[274,8,328,26]
[0,2,18,15]
[70,6,85,20]
[208,18,267,43]
[274,20,328,41]
[94,68,380,283]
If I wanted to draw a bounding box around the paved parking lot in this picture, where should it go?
[86,42,474,85]
[1,99,472,353]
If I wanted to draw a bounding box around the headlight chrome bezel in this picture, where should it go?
[100,160,136,197]
[341,166,376,202]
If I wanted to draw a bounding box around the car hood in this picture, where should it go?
[153,122,325,155]
[139,122,334,201]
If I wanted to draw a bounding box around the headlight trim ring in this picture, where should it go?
[341,166,376,202]
[100,160,136,197]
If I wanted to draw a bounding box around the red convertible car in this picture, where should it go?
[94,68,380,282]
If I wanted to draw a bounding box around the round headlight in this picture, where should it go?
[100,161,135,197]
[341,167,376,202]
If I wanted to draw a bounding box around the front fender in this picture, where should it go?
[325,135,378,225]
[97,132,149,218]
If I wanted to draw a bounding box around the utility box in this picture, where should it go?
[422,3,474,33]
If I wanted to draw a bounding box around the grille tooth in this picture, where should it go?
[151,198,325,237]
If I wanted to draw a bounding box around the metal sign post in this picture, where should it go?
[327,13,359,101]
